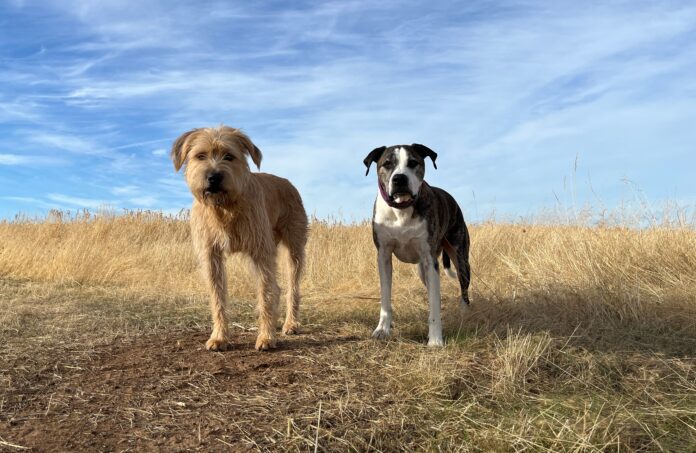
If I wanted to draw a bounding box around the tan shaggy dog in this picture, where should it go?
[171,125,308,351]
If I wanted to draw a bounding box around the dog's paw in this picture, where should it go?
[205,337,232,351]
[427,337,445,347]
[282,321,300,335]
[459,298,471,315]
[255,334,277,351]
[371,327,390,340]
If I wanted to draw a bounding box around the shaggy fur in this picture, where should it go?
[172,125,308,351]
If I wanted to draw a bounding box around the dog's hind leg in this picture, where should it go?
[417,260,428,287]
[282,243,304,335]
[253,253,281,351]
[444,228,471,313]
[441,248,457,279]
[455,231,472,311]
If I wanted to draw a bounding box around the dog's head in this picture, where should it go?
[171,126,262,206]
[363,144,437,204]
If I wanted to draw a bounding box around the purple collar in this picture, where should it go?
[379,181,416,209]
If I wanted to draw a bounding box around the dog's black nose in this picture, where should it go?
[392,173,408,187]
[207,172,223,188]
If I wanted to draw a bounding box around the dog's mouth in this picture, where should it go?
[200,188,227,205]
[390,191,413,203]
[204,187,223,195]
[379,182,416,209]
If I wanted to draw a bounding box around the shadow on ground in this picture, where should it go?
[341,283,696,357]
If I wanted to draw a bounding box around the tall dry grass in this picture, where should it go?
[1,209,694,355]
[1,209,694,307]
[1,209,695,352]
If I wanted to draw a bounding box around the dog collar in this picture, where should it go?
[378,181,416,209]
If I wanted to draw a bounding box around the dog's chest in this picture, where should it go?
[192,203,252,252]
[373,201,429,264]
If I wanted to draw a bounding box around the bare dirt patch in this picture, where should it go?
[1,329,362,451]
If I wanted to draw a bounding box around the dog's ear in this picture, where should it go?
[171,129,199,171]
[222,127,262,169]
[363,146,386,175]
[237,134,263,169]
[246,143,263,170]
[412,143,437,169]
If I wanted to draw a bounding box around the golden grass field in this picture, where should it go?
[0,210,695,451]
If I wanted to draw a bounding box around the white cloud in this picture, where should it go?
[128,195,158,207]
[0,99,45,123]
[156,177,189,197]
[0,196,41,203]
[111,185,139,195]
[152,148,166,156]
[110,138,172,151]
[27,132,103,155]
[0,154,29,165]
[47,193,116,209]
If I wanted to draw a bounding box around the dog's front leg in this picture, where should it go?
[424,254,444,347]
[198,243,232,351]
[252,255,281,351]
[372,246,393,340]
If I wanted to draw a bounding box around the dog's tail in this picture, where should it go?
[442,251,457,278]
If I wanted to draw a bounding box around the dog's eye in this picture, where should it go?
[196,154,206,160]
[382,161,394,169]
[407,159,419,168]
[223,153,235,161]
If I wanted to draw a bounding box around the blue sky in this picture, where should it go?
[1,0,694,221]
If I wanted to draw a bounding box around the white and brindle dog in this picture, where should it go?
[364,144,471,347]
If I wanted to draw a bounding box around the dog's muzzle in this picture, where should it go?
[379,181,416,209]
[205,172,224,194]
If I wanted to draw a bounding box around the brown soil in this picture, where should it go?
[1,330,362,452]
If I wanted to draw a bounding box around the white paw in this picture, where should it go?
[459,299,470,314]
[427,336,444,347]
[372,327,390,340]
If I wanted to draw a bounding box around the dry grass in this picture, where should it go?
[0,210,695,451]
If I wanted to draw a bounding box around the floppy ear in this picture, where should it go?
[412,143,438,169]
[171,129,199,171]
[247,144,263,169]
[226,127,262,169]
[363,146,386,175]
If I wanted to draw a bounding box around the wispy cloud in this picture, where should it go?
[0,154,29,165]
[27,132,104,155]
[47,193,117,209]
[111,185,139,196]
[111,138,172,151]
[128,195,158,207]
[1,196,42,203]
